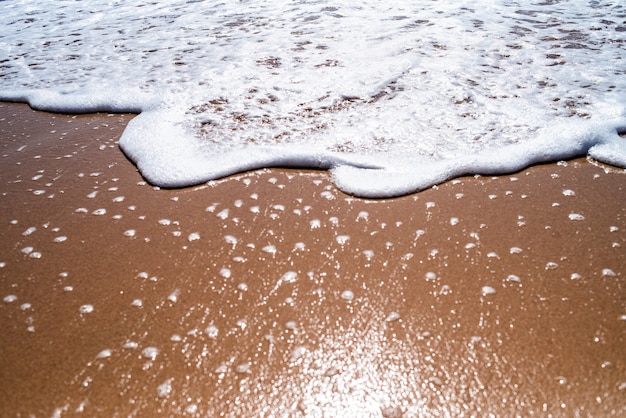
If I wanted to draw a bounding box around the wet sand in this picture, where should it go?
[0,101,624,417]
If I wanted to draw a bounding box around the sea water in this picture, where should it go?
[1,0,625,197]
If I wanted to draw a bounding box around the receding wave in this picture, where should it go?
[1,0,625,197]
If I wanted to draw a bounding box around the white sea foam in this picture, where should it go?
[1,1,625,197]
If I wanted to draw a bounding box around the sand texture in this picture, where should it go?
[1,102,625,416]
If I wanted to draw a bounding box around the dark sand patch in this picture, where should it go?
[1,102,625,416]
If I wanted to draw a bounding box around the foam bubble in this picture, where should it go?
[157,378,173,398]
[205,324,219,339]
[3,295,17,303]
[340,290,354,301]
[262,245,277,254]
[96,349,112,359]
[385,311,401,322]
[568,213,585,221]
[141,346,159,360]
[335,235,350,245]
[481,286,496,296]
[79,304,94,314]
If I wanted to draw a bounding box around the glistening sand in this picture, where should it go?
[0,102,625,416]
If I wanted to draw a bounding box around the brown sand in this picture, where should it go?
[0,101,625,417]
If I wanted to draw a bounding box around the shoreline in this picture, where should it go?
[1,102,624,416]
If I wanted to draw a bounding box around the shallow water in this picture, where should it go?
[1,0,625,196]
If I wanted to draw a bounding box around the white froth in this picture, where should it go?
[187,232,200,242]
[335,235,350,245]
[96,349,112,359]
[481,286,496,296]
[141,346,159,360]
[340,290,355,301]
[385,311,401,322]
[205,324,219,339]
[1,1,624,197]
[79,304,93,314]
[157,378,173,398]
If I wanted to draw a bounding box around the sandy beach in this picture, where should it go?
[0,101,624,416]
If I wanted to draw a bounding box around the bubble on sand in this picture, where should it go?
[22,226,36,236]
[310,219,321,229]
[75,208,88,213]
[546,262,559,270]
[562,189,576,196]
[481,286,496,296]
[112,196,125,202]
[510,247,522,254]
[167,289,180,303]
[610,226,619,232]
[20,303,31,310]
[131,299,143,307]
[340,290,354,301]
[506,275,521,283]
[336,235,350,245]
[424,272,437,282]
[450,217,459,226]
[29,252,42,259]
[602,269,616,277]
[123,229,136,237]
[185,404,198,414]
[141,346,159,360]
[157,378,173,398]
[236,363,251,374]
[294,242,305,250]
[219,268,231,278]
[122,341,138,349]
[428,376,443,386]
[571,273,582,280]
[568,213,585,221]
[357,211,369,221]
[250,206,260,213]
[187,232,200,242]
[205,324,219,339]
[224,235,238,246]
[290,346,307,362]
[53,236,67,243]
[92,208,106,216]
[21,247,34,255]
[96,349,112,359]
[216,208,229,219]
[363,250,374,260]
[158,219,171,225]
[320,190,335,200]
[386,311,401,322]
[280,271,298,284]
[263,245,277,254]
[4,295,17,303]
[79,304,94,314]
